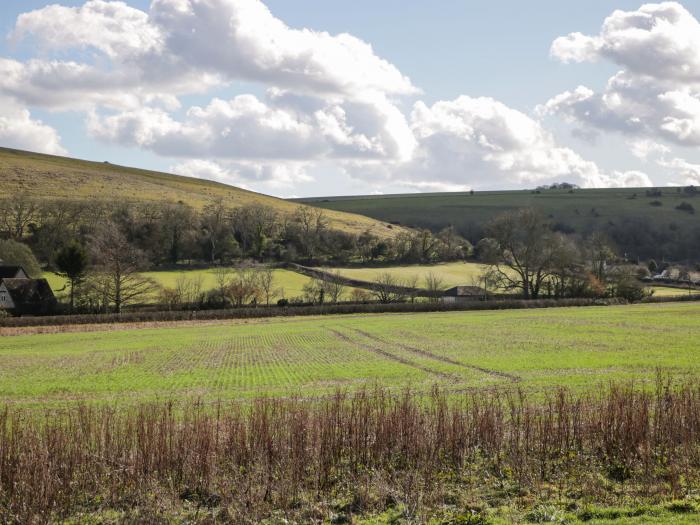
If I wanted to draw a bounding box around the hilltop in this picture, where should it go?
[296,186,700,260]
[0,147,400,238]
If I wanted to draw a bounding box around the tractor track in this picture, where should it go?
[351,329,521,383]
[328,328,458,381]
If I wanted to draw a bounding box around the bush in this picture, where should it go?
[676,202,695,214]
[0,239,42,277]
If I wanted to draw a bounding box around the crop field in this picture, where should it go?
[44,268,315,301]
[2,302,699,407]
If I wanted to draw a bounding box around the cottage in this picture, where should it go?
[0,266,28,279]
[0,265,56,315]
[441,285,486,304]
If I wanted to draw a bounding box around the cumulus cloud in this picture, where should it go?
[6,0,416,111]
[88,91,415,162]
[388,96,651,190]
[0,97,66,155]
[171,158,312,189]
[2,0,657,192]
[547,2,700,147]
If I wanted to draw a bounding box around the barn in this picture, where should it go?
[441,285,486,304]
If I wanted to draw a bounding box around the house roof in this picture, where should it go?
[0,266,26,279]
[1,278,56,306]
[443,285,485,296]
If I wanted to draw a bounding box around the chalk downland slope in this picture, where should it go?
[0,147,400,238]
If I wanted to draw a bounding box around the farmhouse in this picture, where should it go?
[0,265,56,315]
[441,285,485,304]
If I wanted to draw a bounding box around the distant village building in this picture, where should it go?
[0,265,56,315]
[441,285,486,304]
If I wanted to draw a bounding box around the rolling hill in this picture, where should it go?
[296,187,700,260]
[0,147,400,238]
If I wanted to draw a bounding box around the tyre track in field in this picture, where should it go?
[327,329,458,381]
[351,329,521,384]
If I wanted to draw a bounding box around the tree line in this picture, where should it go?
[0,194,473,268]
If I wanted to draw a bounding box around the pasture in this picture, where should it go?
[297,187,700,238]
[2,302,699,407]
[315,261,489,288]
[45,267,315,301]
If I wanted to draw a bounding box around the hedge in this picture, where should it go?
[0,297,630,328]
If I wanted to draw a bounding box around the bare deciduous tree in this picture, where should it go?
[89,221,158,313]
[257,267,277,306]
[424,272,444,303]
[370,273,406,303]
[294,206,327,263]
[485,208,570,299]
[0,194,39,240]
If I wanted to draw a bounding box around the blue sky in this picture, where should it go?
[2,1,700,196]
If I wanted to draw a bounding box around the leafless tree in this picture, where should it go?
[0,194,39,240]
[88,221,158,313]
[224,266,261,307]
[294,206,327,262]
[370,273,406,303]
[424,272,444,303]
[485,208,572,299]
[213,266,233,305]
[322,270,346,303]
[257,267,277,305]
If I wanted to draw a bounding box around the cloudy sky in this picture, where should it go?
[2,1,700,196]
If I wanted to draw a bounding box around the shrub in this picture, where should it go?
[1,382,700,522]
[0,239,42,277]
[676,202,695,214]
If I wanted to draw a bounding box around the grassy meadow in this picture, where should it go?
[297,187,700,238]
[315,261,489,288]
[0,147,400,238]
[44,267,316,302]
[2,302,699,407]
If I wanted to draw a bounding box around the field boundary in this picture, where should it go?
[0,297,636,329]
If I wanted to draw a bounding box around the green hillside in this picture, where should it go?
[0,147,400,238]
[296,187,700,259]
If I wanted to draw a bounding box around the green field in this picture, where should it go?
[44,268,316,302]
[316,261,489,288]
[2,302,699,406]
[296,187,700,243]
[0,147,400,238]
[649,285,697,297]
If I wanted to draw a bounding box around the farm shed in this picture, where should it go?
[441,285,485,304]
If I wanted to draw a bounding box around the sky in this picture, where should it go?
[2,1,700,197]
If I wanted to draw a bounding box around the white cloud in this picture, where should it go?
[0,97,66,155]
[547,2,700,147]
[6,0,416,112]
[88,92,415,162]
[2,0,660,193]
[628,139,671,161]
[12,0,162,59]
[657,156,700,185]
[171,158,312,189]
[389,96,651,190]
